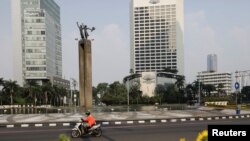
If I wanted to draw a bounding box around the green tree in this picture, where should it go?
[241,86,250,102]
[41,82,53,105]
[2,80,19,105]
[0,78,4,105]
[101,81,127,105]
[185,83,196,104]
[155,84,166,105]
[96,83,109,101]
[217,83,225,96]
[24,80,40,105]
[175,75,185,90]
[203,84,216,97]
[163,84,178,103]
[175,75,185,103]
[129,81,141,104]
[109,81,127,104]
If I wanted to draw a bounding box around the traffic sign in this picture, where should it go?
[235,82,240,89]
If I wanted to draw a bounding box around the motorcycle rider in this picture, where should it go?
[81,110,96,133]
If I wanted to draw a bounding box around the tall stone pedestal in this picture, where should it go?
[79,39,92,109]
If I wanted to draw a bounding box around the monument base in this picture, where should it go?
[79,39,93,109]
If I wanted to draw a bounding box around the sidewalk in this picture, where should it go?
[1,106,250,124]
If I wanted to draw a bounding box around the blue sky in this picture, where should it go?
[1,0,250,87]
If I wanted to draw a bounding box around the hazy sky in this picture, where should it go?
[1,0,250,87]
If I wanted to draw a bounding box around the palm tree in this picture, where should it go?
[175,75,185,91]
[2,80,19,105]
[155,84,166,105]
[203,84,216,97]
[128,81,140,104]
[58,86,68,106]
[217,83,224,96]
[174,75,185,103]
[52,85,59,106]
[0,78,4,105]
[185,83,195,104]
[0,78,3,87]
[41,82,53,105]
[24,80,40,105]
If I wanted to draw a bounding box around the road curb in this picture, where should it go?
[1,114,249,128]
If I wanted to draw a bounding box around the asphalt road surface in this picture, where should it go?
[0,118,249,141]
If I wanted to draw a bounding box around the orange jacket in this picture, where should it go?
[84,115,96,127]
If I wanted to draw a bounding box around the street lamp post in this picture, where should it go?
[198,72,201,106]
[127,85,130,106]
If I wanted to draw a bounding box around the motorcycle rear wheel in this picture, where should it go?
[94,128,102,137]
[71,130,80,138]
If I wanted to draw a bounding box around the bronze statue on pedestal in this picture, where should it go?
[77,22,95,40]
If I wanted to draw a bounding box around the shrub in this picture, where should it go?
[58,134,71,141]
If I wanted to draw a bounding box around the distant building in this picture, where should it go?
[128,0,184,97]
[207,54,217,72]
[197,71,232,95]
[11,0,69,87]
[198,54,232,95]
[130,0,184,75]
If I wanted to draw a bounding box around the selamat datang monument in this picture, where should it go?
[77,22,95,109]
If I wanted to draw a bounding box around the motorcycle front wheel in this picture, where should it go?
[71,130,80,138]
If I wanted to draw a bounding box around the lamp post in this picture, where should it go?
[198,72,201,106]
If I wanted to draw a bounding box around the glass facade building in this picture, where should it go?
[207,54,217,72]
[11,0,62,86]
[130,0,184,75]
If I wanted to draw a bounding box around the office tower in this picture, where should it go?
[11,0,62,86]
[207,54,217,72]
[130,0,184,75]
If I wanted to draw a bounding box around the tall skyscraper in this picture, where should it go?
[130,0,184,75]
[11,0,62,86]
[207,54,217,72]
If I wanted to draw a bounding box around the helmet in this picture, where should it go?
[85,111,90,115]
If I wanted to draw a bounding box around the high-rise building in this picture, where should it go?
[207,54,217,72]
[11,0,63,86]
[130,0,184,75]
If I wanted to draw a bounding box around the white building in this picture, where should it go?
[11,0,63,86]
[207,54,217,72]
[130,0,184,75]
[197,71,232,95]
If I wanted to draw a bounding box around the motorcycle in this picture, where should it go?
[71,119,102,138]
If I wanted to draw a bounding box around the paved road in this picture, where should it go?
[0,118,249,141]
